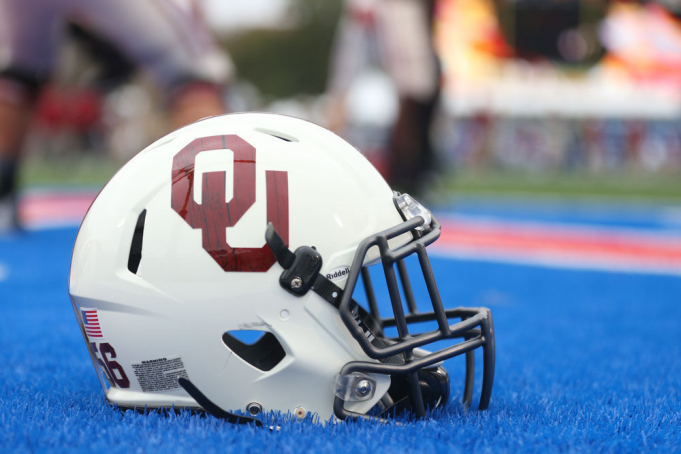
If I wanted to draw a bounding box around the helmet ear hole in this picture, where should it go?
[222,331,286,372]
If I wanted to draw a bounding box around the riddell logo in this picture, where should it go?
[326,266,350,281]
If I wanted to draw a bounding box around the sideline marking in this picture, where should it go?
[434,215,681,276]
[20,190,95,229]
[16,191,681,275]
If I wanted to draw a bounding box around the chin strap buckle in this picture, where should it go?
[265,223,344,308]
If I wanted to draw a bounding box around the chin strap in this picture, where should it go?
[265,222,392,344]
[265,223,402,358]
[178,378,263,427]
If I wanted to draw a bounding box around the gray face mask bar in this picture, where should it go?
[331,194,495,422]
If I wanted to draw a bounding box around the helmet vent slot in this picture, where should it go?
[255,128,298,142]
[222,330,286,372]
[127,209,147,275]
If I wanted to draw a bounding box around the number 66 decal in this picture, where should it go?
[91,342,130,389]
[171,135,289,272]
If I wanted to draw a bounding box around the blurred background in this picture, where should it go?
[14,0,681,202]
[1,3,680,450]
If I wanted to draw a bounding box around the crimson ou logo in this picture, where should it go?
[171,135,289,272]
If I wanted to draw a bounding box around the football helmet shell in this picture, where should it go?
[69,112,494,424]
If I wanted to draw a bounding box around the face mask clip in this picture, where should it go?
[334,373,378,402]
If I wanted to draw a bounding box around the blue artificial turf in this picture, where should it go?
[1,220,680,452]
[442,195,681,231]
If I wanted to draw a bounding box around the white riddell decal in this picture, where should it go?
[326,266,351,281]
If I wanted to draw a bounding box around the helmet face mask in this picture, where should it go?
[69,113,494,425]
[330,202,495,420]
[266,191,494,421]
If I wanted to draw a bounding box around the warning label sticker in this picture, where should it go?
[131,356,189,393]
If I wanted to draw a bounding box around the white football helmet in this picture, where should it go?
[69,113,494,425]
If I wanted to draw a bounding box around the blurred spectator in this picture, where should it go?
[327,0,441,196]
[0,0,233,232]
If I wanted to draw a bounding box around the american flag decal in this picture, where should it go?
[81,309,103,339]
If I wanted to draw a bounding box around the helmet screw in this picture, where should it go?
[246,402,262,416]
[290,277,303,289]
[295,407,307,419]
[355,379,372,398]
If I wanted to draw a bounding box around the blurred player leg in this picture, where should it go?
[73,0,233,128]
[389,87,440,196]
[0,0,232,231]
[0,1,59,231]
[377,0,440,196]
[326,0,376,134]
[0,81,37,231]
